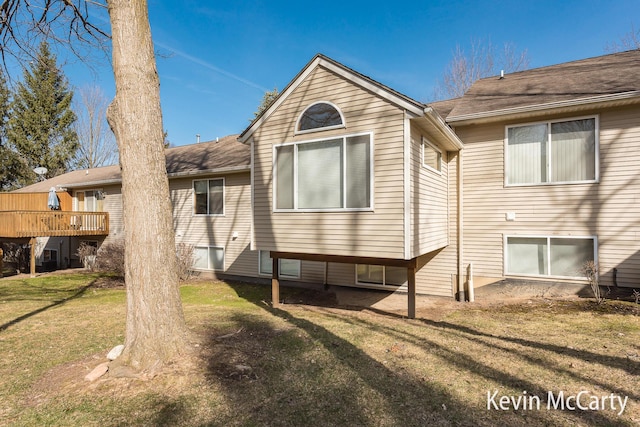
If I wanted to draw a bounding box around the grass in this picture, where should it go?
[0,273,638,426]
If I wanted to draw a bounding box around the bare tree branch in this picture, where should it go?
[0,0,110,75]
[432,38,530,101]
[605,23,640,53]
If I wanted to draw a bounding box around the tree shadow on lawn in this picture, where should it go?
[0,280,95,332]
[193,282,637,427]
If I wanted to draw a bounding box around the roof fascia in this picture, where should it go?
[166,165,251,178]
[417,107,464,151]
[61,165,251,189]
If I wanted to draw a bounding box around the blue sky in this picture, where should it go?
[60,0,639,147]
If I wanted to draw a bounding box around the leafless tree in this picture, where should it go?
[432,39,530,100]
[0,0,189,376]
[73,84,118,168]
[605,23,640,52]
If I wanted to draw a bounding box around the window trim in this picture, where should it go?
[193,246,225,271]
[74,189,103,212]
[258,250,301,279]
[421,136,443,174]
[273,131,375,213]
[294,101,346,135]
[504,235,597,280]
[504,115,599,187]
[193,177,225,216]
[355,264,407,287]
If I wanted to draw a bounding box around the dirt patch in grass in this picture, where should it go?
[89,275,125,289]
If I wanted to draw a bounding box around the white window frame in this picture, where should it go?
[421,137,442,174]
[74,189,102,212]
[294,101,346,135]
[258,250,300,279]
[355,264,407,287]
[193,178,225,216]
[273,131,374,212]
[505,115,599,187]
[504,235,597,280]
[193,246,225,271]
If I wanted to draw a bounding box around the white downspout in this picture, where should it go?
[457,149,465,301]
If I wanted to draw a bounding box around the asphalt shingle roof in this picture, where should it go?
[15,134,248,192]
[447,50,640,120]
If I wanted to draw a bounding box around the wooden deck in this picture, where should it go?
[0,211,109,238]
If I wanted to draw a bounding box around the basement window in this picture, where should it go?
[505,236,596,278]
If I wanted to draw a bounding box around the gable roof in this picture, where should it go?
[239,54,463,150]
[447,50,640,124]
[15,134,249,192]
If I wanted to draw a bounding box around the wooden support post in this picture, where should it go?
[0,247,3,278]
[407,266,416,319]
[29,237,36,278]
[272,255,280,307]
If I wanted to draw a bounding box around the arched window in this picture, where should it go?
[296,102,345,133]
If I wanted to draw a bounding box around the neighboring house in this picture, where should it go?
[7,135,255,278]
[4,50,639,312]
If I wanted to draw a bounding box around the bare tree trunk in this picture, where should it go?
[106,0,189,375]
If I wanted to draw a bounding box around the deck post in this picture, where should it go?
[0,247,3,278]
[29,237,36,278]
[272,255,280,307]
[407,266,416,319]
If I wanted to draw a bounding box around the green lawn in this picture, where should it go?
[0,273,638,426]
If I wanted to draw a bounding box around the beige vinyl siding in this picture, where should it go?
[252,65,406,258]
[170,172,255,277]
[409,122,449,258]
[596,106,640,287]
[454,105,640,288]
[102,185,124,244]
[413,150,459,297]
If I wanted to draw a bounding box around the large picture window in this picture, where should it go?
[194,178,224,215]
[259,251,300,278]
[275,133,372,211]
[506,236,595,278]
[506,117,597,185]
[193,246,225,271]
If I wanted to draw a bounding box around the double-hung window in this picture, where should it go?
[506,236,595,278]
[506,117,597,185]
[275,133,372,211]
[194,178,224,215]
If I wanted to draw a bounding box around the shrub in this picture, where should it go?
[1,243,30,273]
[583,260,606,304]
[76,242,98,271]
[176,243,195,282]
[94,240,196,281]
[95,240,125,277]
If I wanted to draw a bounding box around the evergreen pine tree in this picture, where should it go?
[7,41,78,185]
[0,69,24,190]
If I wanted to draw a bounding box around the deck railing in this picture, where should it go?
[0,211,109,238]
